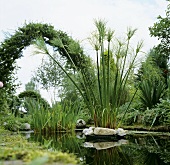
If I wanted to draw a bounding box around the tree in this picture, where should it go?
[149,1,170,84]
[25,78,39,92]
[18,90,50,111]
[33,46,95,102]
[33,52,64,94]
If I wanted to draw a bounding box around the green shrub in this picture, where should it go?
[142,99,170,126]
[118,110,140,126]
[156,99,170,125]
[139,79,166,109]
[142,108,159,126]
[1,114,31,131]
[118,99,170,127]
[117,101,142,126]
[0,90,9,113]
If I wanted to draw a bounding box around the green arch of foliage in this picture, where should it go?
[0,22,86,90]
[18,90,50,109]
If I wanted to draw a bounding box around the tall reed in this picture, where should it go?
[26,99,80,134]
[34,20,143,128]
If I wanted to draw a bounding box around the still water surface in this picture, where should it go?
[28,131,170,165]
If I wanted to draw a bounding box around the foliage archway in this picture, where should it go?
[0,22,87,92]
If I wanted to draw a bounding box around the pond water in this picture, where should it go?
[27,131,170,165]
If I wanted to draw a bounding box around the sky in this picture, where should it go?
[0,0,169,103]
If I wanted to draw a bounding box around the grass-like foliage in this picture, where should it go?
[27,99,83,134]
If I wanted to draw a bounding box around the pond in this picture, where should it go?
[26,131,170,165]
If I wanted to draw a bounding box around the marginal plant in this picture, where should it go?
[34,19,143,128]
[28,99,82,134]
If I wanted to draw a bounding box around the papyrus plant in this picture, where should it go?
[89,20,143,128]
[34,19,143,128]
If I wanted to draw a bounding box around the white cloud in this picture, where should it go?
[0,0,169,103]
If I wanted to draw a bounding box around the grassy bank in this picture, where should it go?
[0,127,78,165]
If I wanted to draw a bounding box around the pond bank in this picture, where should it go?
[122,125,170,132]
[0,128,78,165]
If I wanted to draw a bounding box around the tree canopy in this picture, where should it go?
[149,1,170,84]
[149,1,170,57]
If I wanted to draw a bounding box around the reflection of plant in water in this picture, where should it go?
[84,135,170,165]
[29,133,170,165]
[122,135,170,165]
[141,151,166,165]
[85,146,133,165]
[30,133,87,162]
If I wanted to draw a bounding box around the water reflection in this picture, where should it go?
[84,139,128,150]
[27,132,170,165]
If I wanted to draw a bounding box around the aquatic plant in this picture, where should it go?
[90,20,142,128]
[27,99,83,133]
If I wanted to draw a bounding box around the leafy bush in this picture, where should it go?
[156,99,170,125]
[18,90,50,110]
[0,90,9,113]
[142,108,160,126]
[117,99,170,127]
[1,114,31,131]
[118,110,141,126]
[117,102,142,126]
[142,99,170,126]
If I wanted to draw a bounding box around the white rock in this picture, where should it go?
[82,127,94,135]
[89,126,95,131]
[76,131,85,139]
[94,142,116,150]
[115,128,127,136]
[84,142,94,148]
[19,106,27,113]
[94,127,116,135]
